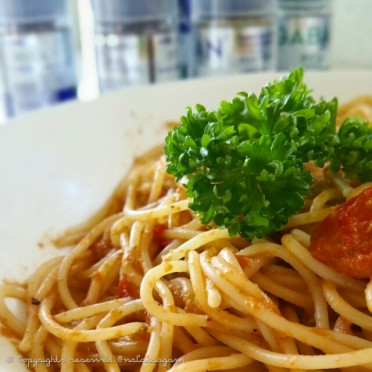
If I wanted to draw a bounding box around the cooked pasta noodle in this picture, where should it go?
[1,96,372,371]
[337,95,372,125]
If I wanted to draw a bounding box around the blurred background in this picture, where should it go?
[0,0,371,124]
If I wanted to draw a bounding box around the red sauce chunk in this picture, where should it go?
[118,274,138,298]
[236,255,250,268]
[152,224,169,250]
[304,161,324,181]
[310,186,372,279]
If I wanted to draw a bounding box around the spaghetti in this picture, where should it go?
[0,97,372,372]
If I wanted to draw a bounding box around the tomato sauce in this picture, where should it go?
[304,161,324,181]
[118,274,138,298]
[236,255,250,268]
[152,223,170,250]
[310,186,372,279]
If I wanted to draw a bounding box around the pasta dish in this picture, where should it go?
[0,69,372,372]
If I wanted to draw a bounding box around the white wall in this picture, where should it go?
[330,0,372,69]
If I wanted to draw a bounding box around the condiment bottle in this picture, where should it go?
[277,0,331,70]
[90,0,180,92]
[0,0,77,117]
[192,0,276,77]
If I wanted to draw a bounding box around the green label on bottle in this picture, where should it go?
[278,15,329,70]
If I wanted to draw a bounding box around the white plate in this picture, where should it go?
[1,70,372,371]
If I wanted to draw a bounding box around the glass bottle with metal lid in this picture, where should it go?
[0,0,77,117]
[91,0,180,93]
[277,0,331,70]
[192,0,276,77]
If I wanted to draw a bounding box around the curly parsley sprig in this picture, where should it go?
[164,68,372,239]
[330,117,372,182]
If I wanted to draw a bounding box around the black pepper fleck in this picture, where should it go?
[31,297,41,305]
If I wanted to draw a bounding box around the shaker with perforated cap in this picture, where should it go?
[90,0,180,92]
[191,0,276,77]
[0,0,77,118]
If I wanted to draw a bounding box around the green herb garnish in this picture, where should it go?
[164,68,372,239]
